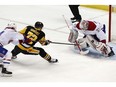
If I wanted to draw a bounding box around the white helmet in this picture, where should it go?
[79,20,89,30]
[7,22,17,29]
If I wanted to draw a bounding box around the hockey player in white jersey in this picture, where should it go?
[68,20,115,57]
[0,22,31,76]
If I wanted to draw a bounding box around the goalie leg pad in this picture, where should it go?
[77,38,88,49]
[86,35,114,56]
[86,35,99,49]
[96,42,113,56]
[68,29,78,43]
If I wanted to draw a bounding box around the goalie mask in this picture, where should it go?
[79,20,89,30]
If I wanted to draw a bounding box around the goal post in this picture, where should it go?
[108,5,112,42]
[109,5,116,42]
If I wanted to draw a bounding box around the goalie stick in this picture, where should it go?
[75,40,89,55]
[62,15,89,55]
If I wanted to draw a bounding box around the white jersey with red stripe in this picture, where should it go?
[74,20,106,43]
[70,20,114,57]
[0,28,24,46]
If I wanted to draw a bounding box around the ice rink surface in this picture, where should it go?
[0,5,116,82]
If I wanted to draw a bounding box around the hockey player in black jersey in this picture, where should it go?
[11,21,58,63]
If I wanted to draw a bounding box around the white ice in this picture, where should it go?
[0,5,116,82]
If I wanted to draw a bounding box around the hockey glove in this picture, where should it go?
[44,40,51,45]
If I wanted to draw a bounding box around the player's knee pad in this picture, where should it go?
[38,48,44,53]
[68,29,78,43]
[37,48,47,57]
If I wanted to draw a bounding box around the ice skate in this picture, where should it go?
[1,68,12,77]
[70,15,82,23]
[12,56,17,59]
[70,17,77,23]
[108,47,115,57]
[48,58,58,63]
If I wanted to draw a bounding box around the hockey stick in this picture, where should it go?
[75,40,89,55]
[50,41,76,45]
[62,15,70,28]
[62,15,89,55]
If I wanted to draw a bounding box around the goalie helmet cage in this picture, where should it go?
[109,5,116,42]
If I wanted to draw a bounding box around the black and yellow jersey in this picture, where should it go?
[19,26,46,47]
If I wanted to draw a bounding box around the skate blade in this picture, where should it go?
[0,73,12,77]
